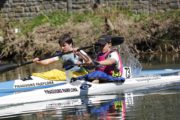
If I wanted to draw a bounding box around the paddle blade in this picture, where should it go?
[95,35,124,47]
[111,36,124,46]
[0,64,19,73]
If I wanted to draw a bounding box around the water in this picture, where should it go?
[0,54,180,120]
[0,92,179,120]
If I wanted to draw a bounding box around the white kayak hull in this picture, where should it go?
[0,75,180,106]
[1,67,178,97]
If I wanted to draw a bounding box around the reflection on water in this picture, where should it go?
[1,91,180,120]
[0,94,127,120]
[140,53,180,69]
[131,93,180,120]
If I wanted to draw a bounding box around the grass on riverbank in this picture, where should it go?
[8,11,104,35]
[0,8,179,59]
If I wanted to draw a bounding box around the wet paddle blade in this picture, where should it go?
[0,61,33,73]
[111,36,124,46]
[0,64,19,73]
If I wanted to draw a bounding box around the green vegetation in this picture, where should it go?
[0,8,179,59]
[5,9,180,35]
[7,11,104,35]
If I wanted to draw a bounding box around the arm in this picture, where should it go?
[98,58,116,66]
[73,49,92,64]
[33,56,59,65]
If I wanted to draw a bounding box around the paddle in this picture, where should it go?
[0,46,92,73]
[111,36,124,46]
[0,36,124,73]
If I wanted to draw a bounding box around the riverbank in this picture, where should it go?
[0,8,179,60]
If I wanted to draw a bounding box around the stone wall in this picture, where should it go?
[102,0,179,13]
[0,0,94,19]
[0,0,179,20]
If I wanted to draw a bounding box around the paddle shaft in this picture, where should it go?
[0,46,93,73]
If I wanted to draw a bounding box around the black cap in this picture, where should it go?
[95,35,112,46]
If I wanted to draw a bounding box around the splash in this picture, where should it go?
[118,44,142,77]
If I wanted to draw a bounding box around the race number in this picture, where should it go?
[123,67,131,78]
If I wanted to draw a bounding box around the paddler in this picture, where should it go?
[33,33,91,81]
[73,35,125,83]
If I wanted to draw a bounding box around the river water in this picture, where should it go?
[0,54,180,120]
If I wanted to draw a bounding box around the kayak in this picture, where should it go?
[0,67,179,97]
[0,74,179,106]
[0,67,131,96]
